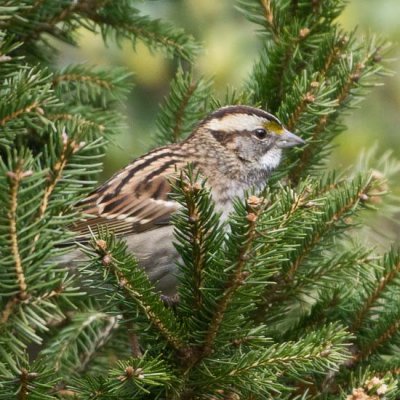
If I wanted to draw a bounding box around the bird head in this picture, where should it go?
[198,105,305,172]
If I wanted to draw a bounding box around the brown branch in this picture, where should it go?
[39,145,68,217]
[273,27,314,111]
[286,90,316,133]
[320,35,349,78]
[17,368,39,400]
[351,261,400,333]
[49,113,106,132]
[252,190,309,322]
[7,164,30,301]
[0,287,64,326]
[126,320,143,358]
[355,318,400,362]
[121,276,187,355]
[181,180,206,310]
[0,296,19,324]
[172,82,198,142]
[284,34,347,132]
[18,368,29,400]
[78,315,119,372]
[29,130,81,256]
[291,187,362,281]
[96,242,189,356]
[259,181,369,313]
[282,34,350,183]
[0,102,39,127]
[84,10,190,57]
[11,0,109,41]
[261,0,277,40]
[290,54,371,185]
[54,389,77,398]
[200,196,264,359]
[52,73,112,89]
[35,286,64,302]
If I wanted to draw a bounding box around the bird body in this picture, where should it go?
[68,105,305,295]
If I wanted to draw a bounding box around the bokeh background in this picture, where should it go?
[57,0,400,242]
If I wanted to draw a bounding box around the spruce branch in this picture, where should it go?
[356,317,400,363]
[257,174,374,321]
[200,195,265,359]
[289,37,389,183]
[2,1,109,52]
[196,324,350,397]
[154,69,211,146]
[0,356,60,400]
[0,101,39,127]
[53,73,113,90]
[171,166,225,324]
[284,176,372,281]
[0,67,59,139]
[6,159,34,302]
[351,251,400,334]
[29,128,79,256]
[236,0,279,40]
[0,297,19,325]
[177,179,208,310]
[83,231,189,357]
[69,354,176,398]
[52,65,133,107]
[18,368,30,400]
[81,2,199,61]
[260,0,275,32]
[40,311,119,375]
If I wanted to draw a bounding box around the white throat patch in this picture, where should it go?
[260,147,282,171]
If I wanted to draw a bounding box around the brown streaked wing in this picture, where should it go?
[71,147,185,240]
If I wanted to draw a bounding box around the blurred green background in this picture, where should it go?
[57,0,400,240]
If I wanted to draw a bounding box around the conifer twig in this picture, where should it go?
[286,89,317,132]
[181,180,206,310]
[118,276,187,354]
[18,368,29,400]
[16,0,108,40]
[126,320,143,359]
[172,82,199,142]
[201,196,264,358]
[49,113,106,132]
[7,162,30,301]
[260,178,371,312]
[0,296,19,324]
[290,48,380,184]
[96,242,189,356]
[53,73,112,89]
[260,0,277,40]
[355,318,400,362]
[0,102,39,126]
[351,260,400,333]
[30,129,82,256]
[78,315,118,372]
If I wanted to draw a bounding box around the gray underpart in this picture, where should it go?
[58,226,179,297]
[125,225,179,296]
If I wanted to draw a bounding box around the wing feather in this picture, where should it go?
[70,147,184,240]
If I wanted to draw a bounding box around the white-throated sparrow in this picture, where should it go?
[69,105,305,295]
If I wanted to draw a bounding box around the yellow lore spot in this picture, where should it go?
[264,120,284,135]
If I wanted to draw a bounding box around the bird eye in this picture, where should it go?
[254,128,267,140]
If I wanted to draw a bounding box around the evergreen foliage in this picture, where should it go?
[0,1,399,399]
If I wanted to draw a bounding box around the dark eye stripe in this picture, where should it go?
[210,130,229,144]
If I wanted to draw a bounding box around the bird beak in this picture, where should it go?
[276,128,305,148]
